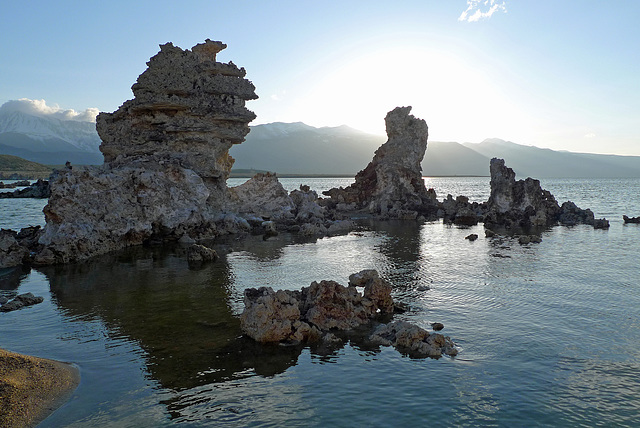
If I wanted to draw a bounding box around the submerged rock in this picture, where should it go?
[323,107,437,219]
[623,215,640,224]
[0,292,44,312]
[370,320,457,358]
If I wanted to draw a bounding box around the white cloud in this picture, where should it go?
[459,0,507,22]
[584,132,596,139]
[0,98,99,122]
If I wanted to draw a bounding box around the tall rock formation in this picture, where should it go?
[34,40,259,264]
[97,39,258,202]
[323,106,437,218]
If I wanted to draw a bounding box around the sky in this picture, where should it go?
[1,0,639,155]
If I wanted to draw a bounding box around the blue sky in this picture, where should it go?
[1,1,639,155]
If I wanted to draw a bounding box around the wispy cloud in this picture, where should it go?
[459,0,507,22]
[584,132,596,139]
[0,98,99,122]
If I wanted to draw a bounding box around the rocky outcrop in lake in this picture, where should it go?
[29,40,260,264]
[323,107,438,219]
[483,158,607,230]
[0,179,50,198]
[240,270,457,358]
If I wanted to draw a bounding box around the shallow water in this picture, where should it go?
[1,177,639,427]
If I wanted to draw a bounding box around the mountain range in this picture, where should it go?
[0,110,103,165]
[1,108,639,178]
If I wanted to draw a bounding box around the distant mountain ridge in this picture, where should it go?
[0,110,103,165]
[234,123,640,178]
[2,110,639,177]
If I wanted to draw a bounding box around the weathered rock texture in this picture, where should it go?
[370,320,457,358]
[484,158,606,230]
[240,270,393,343]
[240,270,457,358]
[0,180,50,199]
[26,40,260,264]
[97,39,257,201]
[323,107,437,218]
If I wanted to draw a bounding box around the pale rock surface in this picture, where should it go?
[323,107,437,218]
[97,39,257,203]
[30,40,259,264]
[227,172,295,221]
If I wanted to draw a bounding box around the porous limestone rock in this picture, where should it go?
[484,158,605,230]
[37,163,216,264]
[186,244,218,264]
[97,39,258,202]
[29,40,259,264]
[227,172,295,221]
[240,270,394,343]
[370,320,458,358]
[323,107,437,218]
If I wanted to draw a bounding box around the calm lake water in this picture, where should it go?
[1,177,639,427]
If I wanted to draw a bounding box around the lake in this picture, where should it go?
[1,177,639,427]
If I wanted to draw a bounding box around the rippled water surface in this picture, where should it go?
[1,177,639,427]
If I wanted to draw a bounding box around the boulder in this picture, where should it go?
[186,244,218,264]
[370,320,457,358]
[0,292,44,313]
[0,229,30,269]
[240,270,393,342]
[623,215,640,224]
[227,172,295,221]
[465,233,478,241]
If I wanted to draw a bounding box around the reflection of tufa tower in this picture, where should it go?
[96,39,258,200]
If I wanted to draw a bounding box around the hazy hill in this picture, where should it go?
[232,124,640,178]
[0,154,52,179]
[464,138,640,178]
[0,110,103,165]
[231,122,385,175]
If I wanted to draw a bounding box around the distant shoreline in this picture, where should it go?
[229,171,490,179]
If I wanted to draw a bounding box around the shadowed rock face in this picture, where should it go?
[323,106,437,218]
[484,158,604,230]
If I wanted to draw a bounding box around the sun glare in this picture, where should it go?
[296,46,531,142]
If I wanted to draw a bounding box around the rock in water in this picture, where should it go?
[34,40,259,264]
[323,107,437,218]
[484,158,605,230]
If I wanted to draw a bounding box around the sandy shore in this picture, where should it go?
[0,348,80,428]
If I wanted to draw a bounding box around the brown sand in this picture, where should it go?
[0,348,80,428]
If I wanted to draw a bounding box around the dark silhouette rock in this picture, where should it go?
[623,215,640,224]
[324,107,438,219]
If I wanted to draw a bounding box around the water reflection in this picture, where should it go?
[35,241,393,421]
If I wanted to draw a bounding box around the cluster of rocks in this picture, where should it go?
[0,292,44,313]
[482,158,608,231]
[623,215,640,224]
[0,38,610,271]
[0,179,50,199]
[240,270,457,358]
[0,180,30,189]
